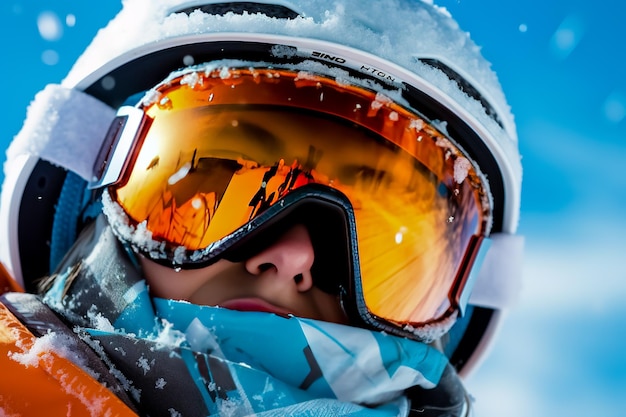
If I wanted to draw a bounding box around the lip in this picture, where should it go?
[219,298,292,315]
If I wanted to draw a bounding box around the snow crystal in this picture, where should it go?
[402,310,458,343]
[9,331,84,369]
[409,118,425,131]
[140,89,162,107]
[182,54,195,66]
[453,156,472,184]
[219,67,232,79]
[87,304,116,332]
[172,246,187,266]
[191,197,202,209]
[151,318,187,348]
[270,44,298,59]
[180,71,202,88]
[136,354,155,375]
[37,11,63,41]
[77,332,143,403]
[41,50,59,66]
[0,400,21,417]
[370,92,393,111]
[168,162,192,185]
[101,75,116,91]
[155,377,167,389]
[158,96,173,109]
[6,330,117,414]
[294,71,320,82]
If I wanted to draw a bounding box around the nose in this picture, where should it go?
[244,224,315,291]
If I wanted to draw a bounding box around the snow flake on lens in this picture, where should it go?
[219,67,232,79]
[168,163,192,185]
[453,157,472,184]
[369,93,393,114]
[181,72,204,89]
[294,70,320,83]
[395,226,408,244]
[141,90,163,107]
[410,118,425,131]
[403,310,458,342]
[173,247,187,267]
[158,96,173,110]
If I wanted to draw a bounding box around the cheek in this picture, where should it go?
[310,289,348,324]
[140,257,197,300]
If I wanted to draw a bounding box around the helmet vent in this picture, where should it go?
[174,2,300,19]
[418,58,504,129]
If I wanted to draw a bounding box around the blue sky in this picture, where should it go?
[437,1,626,416]
[1,1,625,416]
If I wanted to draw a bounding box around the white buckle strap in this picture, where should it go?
[470,233,524,309]
[6,84,115,181]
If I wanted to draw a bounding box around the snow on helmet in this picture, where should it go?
[0,0,523,376]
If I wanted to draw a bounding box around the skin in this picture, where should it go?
[141,224,348,324]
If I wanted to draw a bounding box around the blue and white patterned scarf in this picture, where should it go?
[79,281,450,416]
[44,221,454,416]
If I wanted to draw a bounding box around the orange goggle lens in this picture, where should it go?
[98,67,491,328]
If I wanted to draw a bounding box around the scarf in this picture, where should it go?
[43,217,455,416]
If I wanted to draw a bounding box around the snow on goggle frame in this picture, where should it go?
[94,66,491,334]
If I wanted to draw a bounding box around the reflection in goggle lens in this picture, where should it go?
[104,67,491,329]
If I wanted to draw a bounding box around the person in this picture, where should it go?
[0,0,524,415]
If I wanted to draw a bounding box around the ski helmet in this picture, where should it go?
[0,0,523,376]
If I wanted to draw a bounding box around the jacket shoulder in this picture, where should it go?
[0,297,138,416]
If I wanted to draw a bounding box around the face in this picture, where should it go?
[140,224,348,324]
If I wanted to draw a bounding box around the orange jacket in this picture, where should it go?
[0,262,137,416]
[0,300,138,416]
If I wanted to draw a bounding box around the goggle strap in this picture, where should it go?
[457,237,492,316]
[9,84,115,181]
[469,233,524,310]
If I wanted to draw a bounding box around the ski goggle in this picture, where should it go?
[94,66,492,336]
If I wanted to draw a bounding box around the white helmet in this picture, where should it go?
[0,0,523,377]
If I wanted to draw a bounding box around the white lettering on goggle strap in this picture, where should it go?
[309,50,401,83]
[295,46,402,86]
